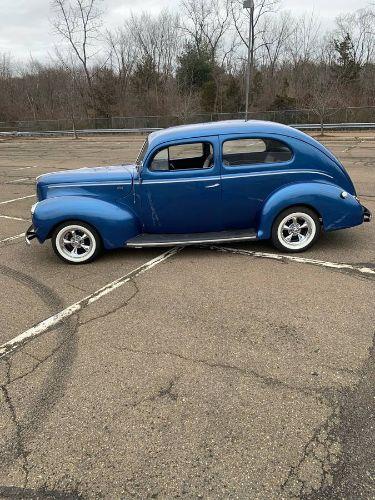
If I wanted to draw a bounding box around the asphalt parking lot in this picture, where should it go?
[0,133,374,499]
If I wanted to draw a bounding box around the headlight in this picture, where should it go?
[31,202,38,215]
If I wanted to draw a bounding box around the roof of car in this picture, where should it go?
[147,120,339,165]
[148,120,313,148]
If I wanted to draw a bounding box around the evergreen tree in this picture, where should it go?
[333,33,361,84]
[176,43,213,92]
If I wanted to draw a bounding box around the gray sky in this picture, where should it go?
[0,0,371,62]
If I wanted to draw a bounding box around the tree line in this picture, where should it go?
[1,0,375,129]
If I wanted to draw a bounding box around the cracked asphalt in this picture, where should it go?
[0,133,374,499]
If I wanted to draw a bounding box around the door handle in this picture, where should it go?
[205,183,219,189]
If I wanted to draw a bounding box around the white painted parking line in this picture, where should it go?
[13,165,39,171]
[0,247,181,359]
[0,214,29,222]
[0,194,35,205]
[212,246,375,276]
[5,178,29,184]
[0,233,25,244]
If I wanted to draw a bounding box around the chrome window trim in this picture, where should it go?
[221,136,294,166]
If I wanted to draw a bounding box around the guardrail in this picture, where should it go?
[292,123,375,130]
[1,122,375,138]
[0,128,161,138]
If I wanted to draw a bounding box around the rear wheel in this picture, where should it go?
[52,221,102,264]
[271,206,320,253]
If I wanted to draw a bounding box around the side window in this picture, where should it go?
[223,138,292,166]
[150,142,213,171]
[151,148,169,171]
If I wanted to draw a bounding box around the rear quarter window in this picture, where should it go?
[223,138,293,166]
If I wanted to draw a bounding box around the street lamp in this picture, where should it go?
[243,0,254,121]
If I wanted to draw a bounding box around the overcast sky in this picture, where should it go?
[0,0,371,62]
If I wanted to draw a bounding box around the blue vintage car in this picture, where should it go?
[26,120,371,264]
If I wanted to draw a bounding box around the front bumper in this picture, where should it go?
[25,224,37,245]
[362,205,372,222]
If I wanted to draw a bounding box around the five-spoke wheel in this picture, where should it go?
[272,206,320,252]
[52,221,102,264]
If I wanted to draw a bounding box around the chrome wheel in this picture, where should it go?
[55,224,96,263]
[277,212,316,250]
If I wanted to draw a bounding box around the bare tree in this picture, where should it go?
[230,0,280,63]
[229,0,280,108]
[307,67,344,135]
[259,11,295,75]
[106,28,136,114]
[51,0,104,111]
[181,0,238,111]
[181,0,233,63]
[127,10,181,79]
[0,54,17,121]
[287,12,321,68]
[332,8,375,66]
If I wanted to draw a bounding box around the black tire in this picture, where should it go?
[51,220,103,264]
[271,206,320,253]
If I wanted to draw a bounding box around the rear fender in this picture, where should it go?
[257,182,363,240]
[33,196,141,249]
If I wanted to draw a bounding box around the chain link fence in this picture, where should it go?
[2,107,375,133]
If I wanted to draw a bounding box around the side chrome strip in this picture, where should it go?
[223,170,333,180]
[127,234,257,247]
[143,176,221,185]
[142,170,332,185]
[47,182,132,189]
[46,170,332,189]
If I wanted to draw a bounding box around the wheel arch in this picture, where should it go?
[33,196,141,249]
[256,181,362,240]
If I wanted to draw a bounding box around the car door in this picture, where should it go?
[220,134,294,230]
[139,136,222,234]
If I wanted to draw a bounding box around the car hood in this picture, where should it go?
[37,163,137,188]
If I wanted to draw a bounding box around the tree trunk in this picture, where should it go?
[72,115,79,140]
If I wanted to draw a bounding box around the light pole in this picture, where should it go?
[243,0,254,121]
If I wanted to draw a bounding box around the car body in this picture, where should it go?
[26,120,371,263]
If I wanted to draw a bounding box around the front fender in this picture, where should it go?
[33,196,141,249]
[257,182,364,240]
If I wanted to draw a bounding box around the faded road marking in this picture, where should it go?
[0,247,181,360]
[0,194,35,205]
[342,140,365,153]
[13,165,39,171]
[0,233,25,244]
[0,215,29,222]
[5,178,29,184]
[212,246,375,276]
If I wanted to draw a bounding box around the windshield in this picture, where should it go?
[136,139,148,169]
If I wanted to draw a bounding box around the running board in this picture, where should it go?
[126,229,257,247]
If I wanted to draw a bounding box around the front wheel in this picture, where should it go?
[271,206,320,253]
[52,221,102,264]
